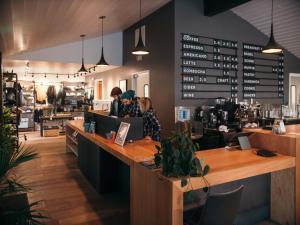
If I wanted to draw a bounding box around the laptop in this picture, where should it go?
[238,136,251,150]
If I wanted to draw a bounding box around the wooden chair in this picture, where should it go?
[184,185,244,225]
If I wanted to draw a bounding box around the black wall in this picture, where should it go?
[123,2,175,136]
[174,0,300,107]
[94,2,175,137]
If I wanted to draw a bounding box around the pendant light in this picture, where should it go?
[96,16,109,67]
[78,34,88,73]
[132,0,149,55]
[262,0,282,54]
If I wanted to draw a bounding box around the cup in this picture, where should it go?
[111,131,116,143]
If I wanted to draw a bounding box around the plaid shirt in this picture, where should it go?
[120,100,142,117]
[143,109,161,141]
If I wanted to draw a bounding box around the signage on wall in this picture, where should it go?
[242,43,284,100]
[181,33,238,99]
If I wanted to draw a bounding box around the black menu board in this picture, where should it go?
[242,43,284,100]
[181,33,238,99]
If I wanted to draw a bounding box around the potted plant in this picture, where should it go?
[154,122,210,190]
[0,108,46,225]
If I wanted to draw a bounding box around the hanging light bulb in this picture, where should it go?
[68,74,70,78]
[32,73,34,78]
[44,73,47,78]
[262,0,282,54]
[78,34,88,73]
[96,16,109,67]
[132,0,149,55]
[56,73,59,79]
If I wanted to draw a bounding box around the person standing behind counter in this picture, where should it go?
[109,87,123,117]
[139,97,161,141]
[120,90,142,117]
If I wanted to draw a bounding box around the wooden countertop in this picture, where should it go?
[245,124,300,139]
[171,148,295,191]
[67,120,295,191]
[67,120,157,165]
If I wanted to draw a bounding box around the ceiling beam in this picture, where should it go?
[204,0,251,16]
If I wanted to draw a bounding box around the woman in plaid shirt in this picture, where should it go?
[139,97,161,141]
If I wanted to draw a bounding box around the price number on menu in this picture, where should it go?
[231,78,238,84]
[278,86,284,92]
[231,86,238,91]
[278,74,284,80]
[223,70,230,76]
[199,76,207,83]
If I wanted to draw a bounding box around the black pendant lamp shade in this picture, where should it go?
[262,0,282,54]
[96,16,109,67]
[132,27,149,55]
[131,0,149,55]
[78,34,88,73]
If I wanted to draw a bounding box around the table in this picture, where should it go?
[40,114,73,136]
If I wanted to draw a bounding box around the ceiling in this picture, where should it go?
[232,0,300,59]
[0,0,171,57]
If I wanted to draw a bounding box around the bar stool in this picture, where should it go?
[184,185,244,225]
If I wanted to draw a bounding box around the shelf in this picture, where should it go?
[66,143,78,157]
[67,134,78,145]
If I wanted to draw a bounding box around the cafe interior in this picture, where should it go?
[1,0,300,225]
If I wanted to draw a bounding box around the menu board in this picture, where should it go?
[242,43,284,100]
[181,33,238,99]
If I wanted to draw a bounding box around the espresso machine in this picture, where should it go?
[194,98,239,129]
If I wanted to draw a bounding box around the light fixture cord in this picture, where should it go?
[271,0,274,24]
[81,36,84,62]
[140,0,141,20]
[102,18,104,48]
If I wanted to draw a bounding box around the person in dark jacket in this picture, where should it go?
[109,87,123,117]
[138,97,161,141]
[120,90,142,117]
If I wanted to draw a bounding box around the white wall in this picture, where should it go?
[134,71,150,97]
[86,72,132,101]
[8,32,123,66]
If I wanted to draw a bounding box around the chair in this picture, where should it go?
[184,185,244,225]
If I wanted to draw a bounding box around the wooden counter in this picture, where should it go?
[245,125,300,224]
[67,120,157,165]
[66,120,296,225]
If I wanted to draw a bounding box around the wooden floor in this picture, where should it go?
[16,132,130,225]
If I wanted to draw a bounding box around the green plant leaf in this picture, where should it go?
[181,178,188,187]
[203,165,210,176]
[203,186,209,192]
